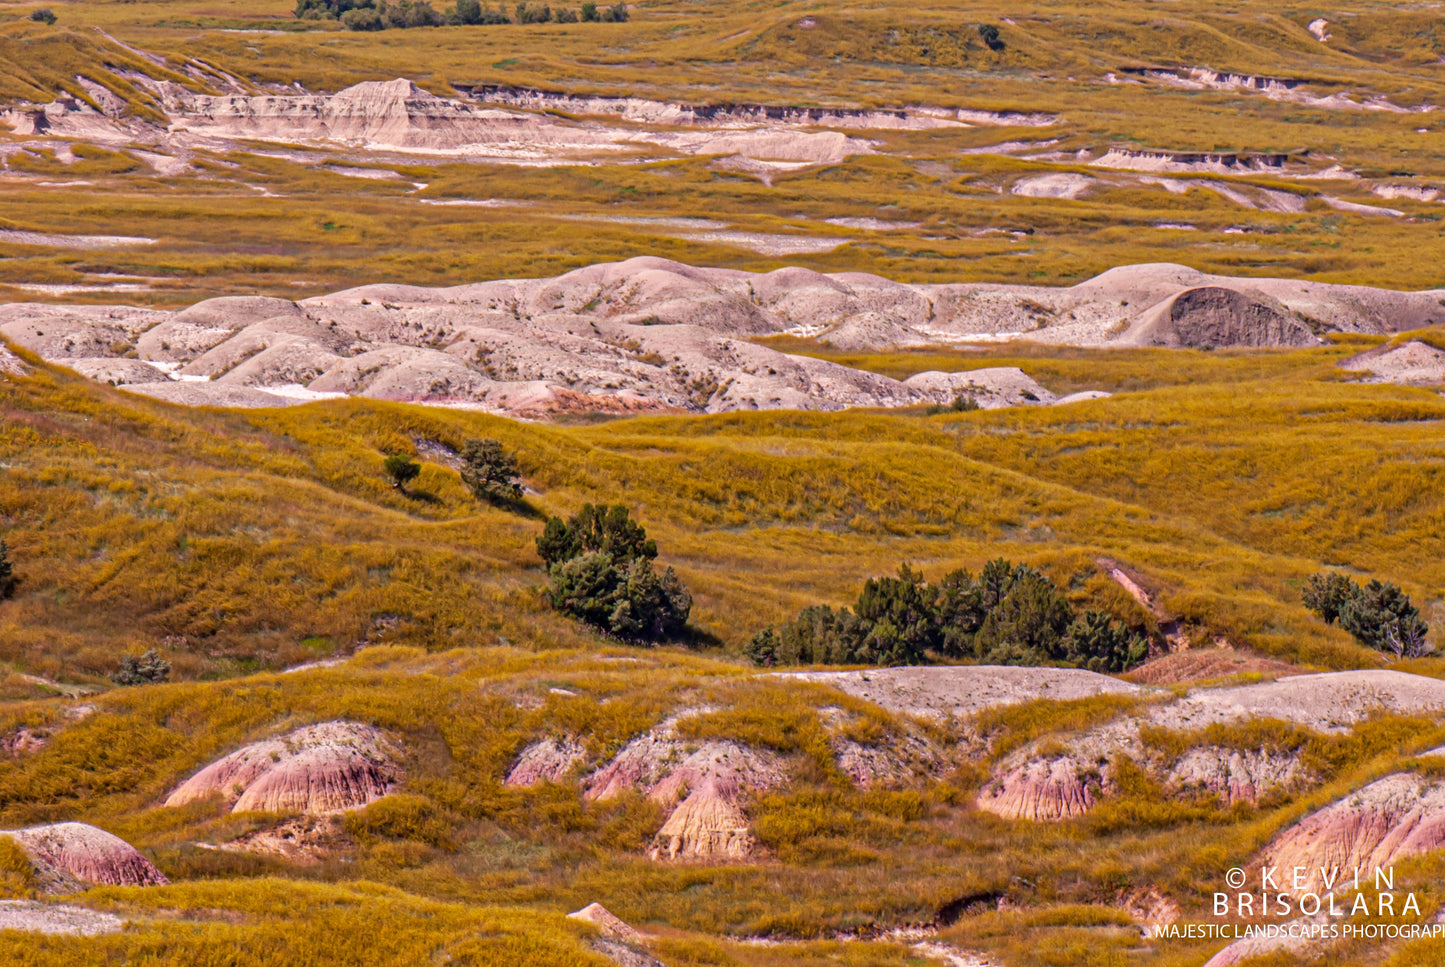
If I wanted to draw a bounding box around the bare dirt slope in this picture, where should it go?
[4,257,1439,416]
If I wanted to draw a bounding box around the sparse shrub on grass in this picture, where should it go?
[1303,571,1431,657]
[383,453,421,493]
[28,8,56,24]
[0,538,14,599]
[978,23,1005,51]
[459,438,523,505]
[112,648,171,686]
[538,504,691,643]
[749,560,1148,670]
[926,392,980,416]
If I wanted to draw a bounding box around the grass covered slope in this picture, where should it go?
[1,338,1441,682]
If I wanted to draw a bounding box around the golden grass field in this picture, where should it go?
[3,1,1445,964]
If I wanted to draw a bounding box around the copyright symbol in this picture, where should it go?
[1226,868,1247,889]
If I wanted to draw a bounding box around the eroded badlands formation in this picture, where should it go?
[4,258,1441,415]
[3,821,168,891]
[6,662,1445,962]
[164,720,397,814]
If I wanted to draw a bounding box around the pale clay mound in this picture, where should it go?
[582,723,786,861]
[212,815,351,864]
[977,756,1101,821]
[778,665,1142,721]
[8,257,1442,417]
[568,902,642,943]
[120,78,877,165]
[5,822,168,891]
[566,902,666,967]
[1342,340,1445,384]
[504,738,587,787]
[975,670,1445,822]
[165,721,397,815]
[1203,915,1325,967]
[532,704,940,861]
[0,900,124,936]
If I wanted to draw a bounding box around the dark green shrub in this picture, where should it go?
[515,1,550,22]
[748,558,1148,670]
[382,454,421,491]
[0,538,14,600]
[853,565,936,665]
[545,553,690,642]
[459,438,522,504]
[1339,579,1428,654]
[537,505,689,642]
[972,571,1073,665]
[29,8,56,24]
[451,0,482,22]
[978,23,1004,50]
[744,628,779,666]
[1302,571,1356,624]
[342,6,384,28]
[536,503,656,567]
[112,649,170,686]
[1064,610,1148,673]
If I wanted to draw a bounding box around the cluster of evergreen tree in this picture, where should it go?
[745,561,1147,671]
[1303,571,1431,657]
[295,0,626,29]
[537,504,691,643]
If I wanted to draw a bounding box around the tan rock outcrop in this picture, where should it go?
[567,902,642,943]
[165,721,397,815]
[1165,746,1305,804]
[647,775,756,861]
[1261,774,1445,891]
[215,815,350,864]
[0,900,124,936]
[0,344,25,377]
[6,823,168,890]
[1342,340,1445,385]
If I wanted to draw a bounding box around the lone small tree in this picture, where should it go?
[383,454,421,493]
[29,8,57,24]
[112,649,170,686]
[536,504,688,642]
[460,438,522,504]
[0,538,15,599]
[978,23,1005,51]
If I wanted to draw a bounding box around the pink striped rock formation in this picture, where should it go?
[1260,773,1445,892]
[165,721,397,815]
[976,756,1102,821]
[504,738,587,787]
[6,823,167,891]
[585,727,786,861]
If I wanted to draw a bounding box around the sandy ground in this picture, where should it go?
[0,900,123,936]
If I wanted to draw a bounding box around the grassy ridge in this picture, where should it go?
[2,340,1441,682]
